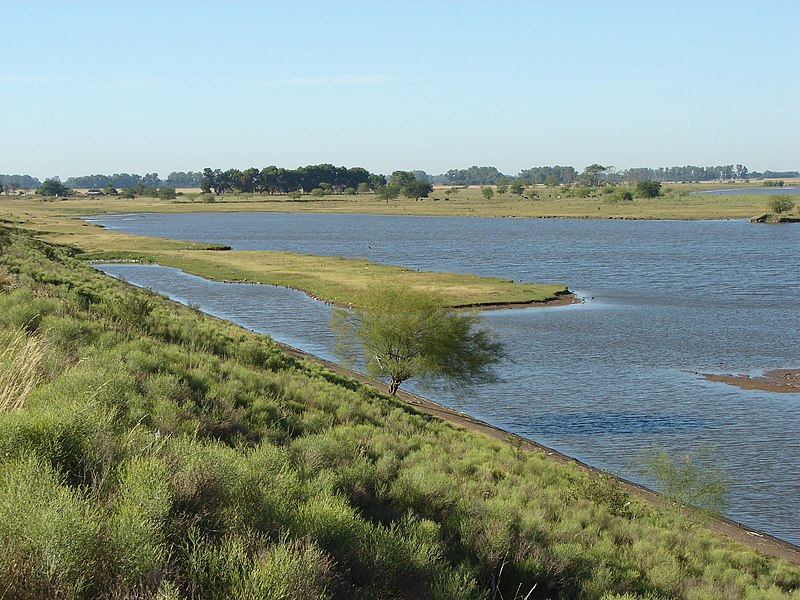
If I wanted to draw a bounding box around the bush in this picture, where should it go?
[0,457,105,596]
[769,196,795,214]
[636,180,662,198]
[110,457,173,587]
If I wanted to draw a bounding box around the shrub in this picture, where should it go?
[635,446,729,515]
[110,457,174,588]
[769,196,795,214]
[636,180,662,198]
[0,457,105,597]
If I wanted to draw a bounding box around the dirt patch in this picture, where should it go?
[703,368,800,393]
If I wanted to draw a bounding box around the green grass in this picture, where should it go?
[0,225,799,598]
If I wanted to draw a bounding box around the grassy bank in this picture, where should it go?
[1,197,568,308]
[1,225,799,598]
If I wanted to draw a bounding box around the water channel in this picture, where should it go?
[89,212,800,545]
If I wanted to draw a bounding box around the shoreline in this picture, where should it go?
[96,265,800,566]
[271,338,800,567]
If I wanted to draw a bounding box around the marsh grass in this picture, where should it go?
[0,327,47,413]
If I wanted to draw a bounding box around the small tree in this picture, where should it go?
[402,180,433,201]
[509,182,525,196]
[481,186,495,201]
[331,285,505,395]
[636,180,661,198]
[375,185,400,202]
[770,196,795,214]
[496,179,509,195]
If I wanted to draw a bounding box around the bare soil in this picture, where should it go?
[703,368,800,393]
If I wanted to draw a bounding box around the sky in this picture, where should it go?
[2,1,798,180]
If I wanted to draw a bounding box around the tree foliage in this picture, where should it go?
[36,179,70,197]
[635,180,662,198]
[331,285,504,395]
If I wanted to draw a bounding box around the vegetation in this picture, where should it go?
[636,180,662,199]
[332,285,504,395]
[36,178,70,197]
[0,226,799,598]
[635,446,730,517]
[770,196,795,215]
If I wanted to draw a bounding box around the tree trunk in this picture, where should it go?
[388,378,400,395]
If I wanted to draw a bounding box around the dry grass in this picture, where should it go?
[0,327,46,413]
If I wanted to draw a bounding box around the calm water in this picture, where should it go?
[691,187,800,195]
[90,212,800,545]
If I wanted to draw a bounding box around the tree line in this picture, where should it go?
[63,172,202,189]
[5,162,798,198]
[199,164,383,195]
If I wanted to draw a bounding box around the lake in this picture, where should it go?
[89,212,800,545]
[691,187,799,195]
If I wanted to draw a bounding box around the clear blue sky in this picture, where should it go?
[2,0,798,180]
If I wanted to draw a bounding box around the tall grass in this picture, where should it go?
[0,327,47,413]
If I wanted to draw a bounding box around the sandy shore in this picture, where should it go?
[703,368,800,393]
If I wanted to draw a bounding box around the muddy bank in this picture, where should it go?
[703,369,800,393]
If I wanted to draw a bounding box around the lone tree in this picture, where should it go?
[331,285,505,395]
[481,186,495,201]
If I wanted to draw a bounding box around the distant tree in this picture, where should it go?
[159,187,177,200]
[481,186,495,201]
[368,173,387,189]
[769,196,795,214]
[102,183,118,196]
[579,164,608,187]
[402,180,433,201]
[331,284,505,395]
[375,185,400,202]
[496,178,509,195]
[388,171,417,189]
[238,167,260,193]
[36,179,70,197]
[636,180,662,198]
[120,188,136,199]
[509,182,525,196]
[544,174,558,188]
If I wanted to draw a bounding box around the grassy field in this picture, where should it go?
[1,226,799,598]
